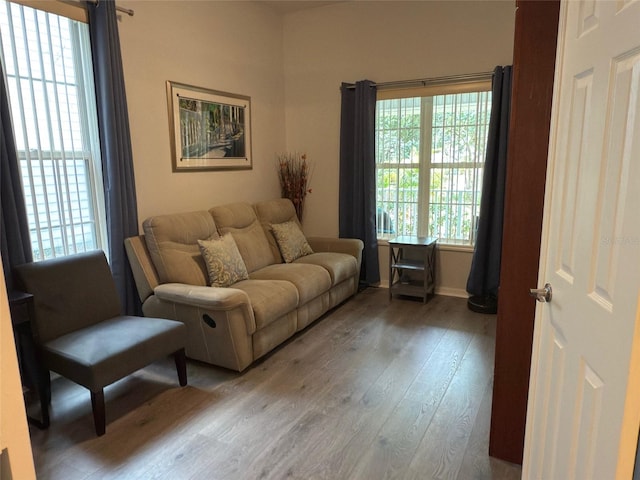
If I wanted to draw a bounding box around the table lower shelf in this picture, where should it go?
[389,280,435,303]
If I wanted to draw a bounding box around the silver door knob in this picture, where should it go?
[529,283,552,303]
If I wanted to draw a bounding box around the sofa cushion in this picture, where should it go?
[254,198,300,263]
[294,252,358,286]
[232,279,298,329]
[250,263,331,305]
[271,221,314,263]
[198,234,249,287]
[143,211,217,286]
[209,203,277,273]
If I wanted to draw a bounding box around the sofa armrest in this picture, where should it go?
[307,237,364,262]
[125,235,159,303]
[149,283,256,370]
[155,283,249,310]
[154,283,256,333]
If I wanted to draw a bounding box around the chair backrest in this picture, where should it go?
[14,251,122,343]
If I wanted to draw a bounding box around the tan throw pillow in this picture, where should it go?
[271,220,314,263]
[197,234,249,287]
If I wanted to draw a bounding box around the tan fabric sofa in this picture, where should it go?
[125,198,363,372]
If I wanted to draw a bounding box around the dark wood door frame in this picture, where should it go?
[489,0,560,465]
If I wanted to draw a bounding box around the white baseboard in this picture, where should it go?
[379,283,468,299]
[434,286,469,298]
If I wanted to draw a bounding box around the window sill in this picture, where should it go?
[377,238,474,253]
[438,244,474,253]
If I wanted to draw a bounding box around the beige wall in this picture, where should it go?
[0,258,36,479]
[282,1,515,293]
[118,0,515,295]
[118,1,286,224]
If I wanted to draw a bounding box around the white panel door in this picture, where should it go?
[523,0,640,479]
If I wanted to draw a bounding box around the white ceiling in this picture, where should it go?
[259,0,346,14]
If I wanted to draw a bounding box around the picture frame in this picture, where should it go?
[166,81,252,171]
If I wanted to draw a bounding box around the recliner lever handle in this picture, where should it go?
[202,314,217,329]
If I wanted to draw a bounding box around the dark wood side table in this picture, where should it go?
[9,291,50,429]
[388,236,437,303]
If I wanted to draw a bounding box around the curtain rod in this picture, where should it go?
[60,0,134,17]
[345,71,494,90]
[86,0,134,16]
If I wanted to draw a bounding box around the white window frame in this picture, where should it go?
[375,79,492,248]
[0,0,107,261]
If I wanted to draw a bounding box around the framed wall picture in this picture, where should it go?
[166,81,252,171]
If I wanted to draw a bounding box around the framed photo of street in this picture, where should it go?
[167,81,252,171]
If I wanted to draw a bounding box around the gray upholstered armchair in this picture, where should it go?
[14,250,188,436]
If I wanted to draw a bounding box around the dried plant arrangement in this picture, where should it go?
[277,152,313,222]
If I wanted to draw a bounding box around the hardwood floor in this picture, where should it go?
[28,288,522,480]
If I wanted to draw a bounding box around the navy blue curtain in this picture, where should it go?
[339,80,380,287]
[87,0,140,315]
[0,60,33,292]
[466,66,513,301]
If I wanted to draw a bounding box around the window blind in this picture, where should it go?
[0,1,106,260]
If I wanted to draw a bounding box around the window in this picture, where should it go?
[0,1,106,261]
[375,84,492,246]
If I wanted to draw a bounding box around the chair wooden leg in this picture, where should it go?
[174,349,187,386]
[90,389,106,436]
